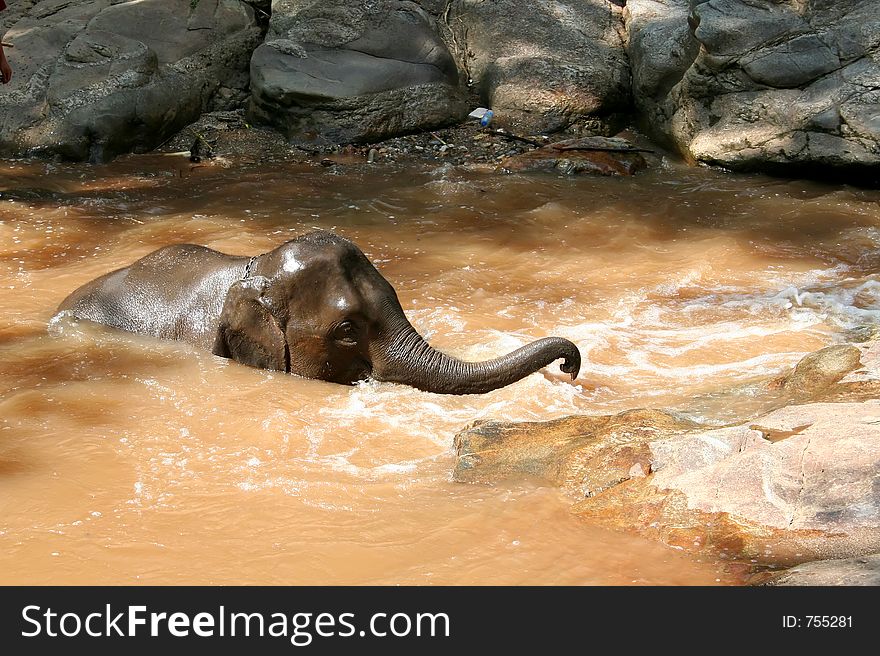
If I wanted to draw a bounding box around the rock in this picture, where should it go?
[624,0,697,107]
[241,0,271,14]
[455,391,880,565]
[248,0,466,144]
[763,553,880,586]
[574,400,880,563]
[0,0,261,162]
[455,414,609,486]
[813,339,880,403]
[655,403,880,532]
[499,137,648,175]
[454,409,697,496]
[448,0,631,135]
[782,345,863,396]
[189,133,215,163]
[624,0,880,179]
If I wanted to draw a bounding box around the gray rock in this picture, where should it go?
[0,0,261,162]
[765,553,880,586]
[448,0,631,135]
[242,0,271,14]
[411,0,447,15]
[742,34,840,88]
[248,0,466,144]
[624,0,698,102]
[625,0,880,177]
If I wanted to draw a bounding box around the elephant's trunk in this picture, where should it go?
[372,321,581,395]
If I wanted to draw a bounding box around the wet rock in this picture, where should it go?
[499,137,648,176]
[448,0,631,135]
[798,340,880,404]
[624,0,880,179]
[159,109,300,164]
[782,345,862,396]
[0,0,262,162]
[455,368,880,565]
[189,134,215,163]
[248,0,466,144]
[454,409,697,495]
[455,415,608,486]
[763,553,880,586]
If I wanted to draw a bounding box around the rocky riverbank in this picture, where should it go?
[1,1,877,181]
[157,107,655,174]
[454,340,880,584]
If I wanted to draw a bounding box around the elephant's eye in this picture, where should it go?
[333,321,359,345]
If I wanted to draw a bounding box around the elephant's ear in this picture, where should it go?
[212,276,289,372]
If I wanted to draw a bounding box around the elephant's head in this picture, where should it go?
[212,230,580,394]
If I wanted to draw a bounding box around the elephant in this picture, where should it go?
[56,230,581,395]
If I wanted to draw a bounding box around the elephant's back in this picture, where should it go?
[57,244,249,348]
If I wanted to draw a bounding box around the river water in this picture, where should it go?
[1,153,879,585]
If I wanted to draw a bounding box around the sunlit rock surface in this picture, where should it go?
[625,0,880,177]
[248,0,466,144]
[455,341,880,566]
[0,0,260,162]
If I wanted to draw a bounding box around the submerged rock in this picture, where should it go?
[763,553,880,586]
[0,0,261,162]
[248,0,466,144]
[624,0,880,179]
[448,0,631,135]
[499,137,649,175]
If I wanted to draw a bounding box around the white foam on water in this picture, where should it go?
[46,310,78,337]
[769,280,880,326]
[530,262,880,392]
[687,277,880,330]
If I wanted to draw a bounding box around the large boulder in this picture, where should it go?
[447,0,631,135]
[455,344,880,565]
[623,0,696,123]
[248,0,466,144]
[0,0,261,162]
[625,0,880,179]
[648,403,880,537]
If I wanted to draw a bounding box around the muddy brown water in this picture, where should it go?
[1,153,879,585]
